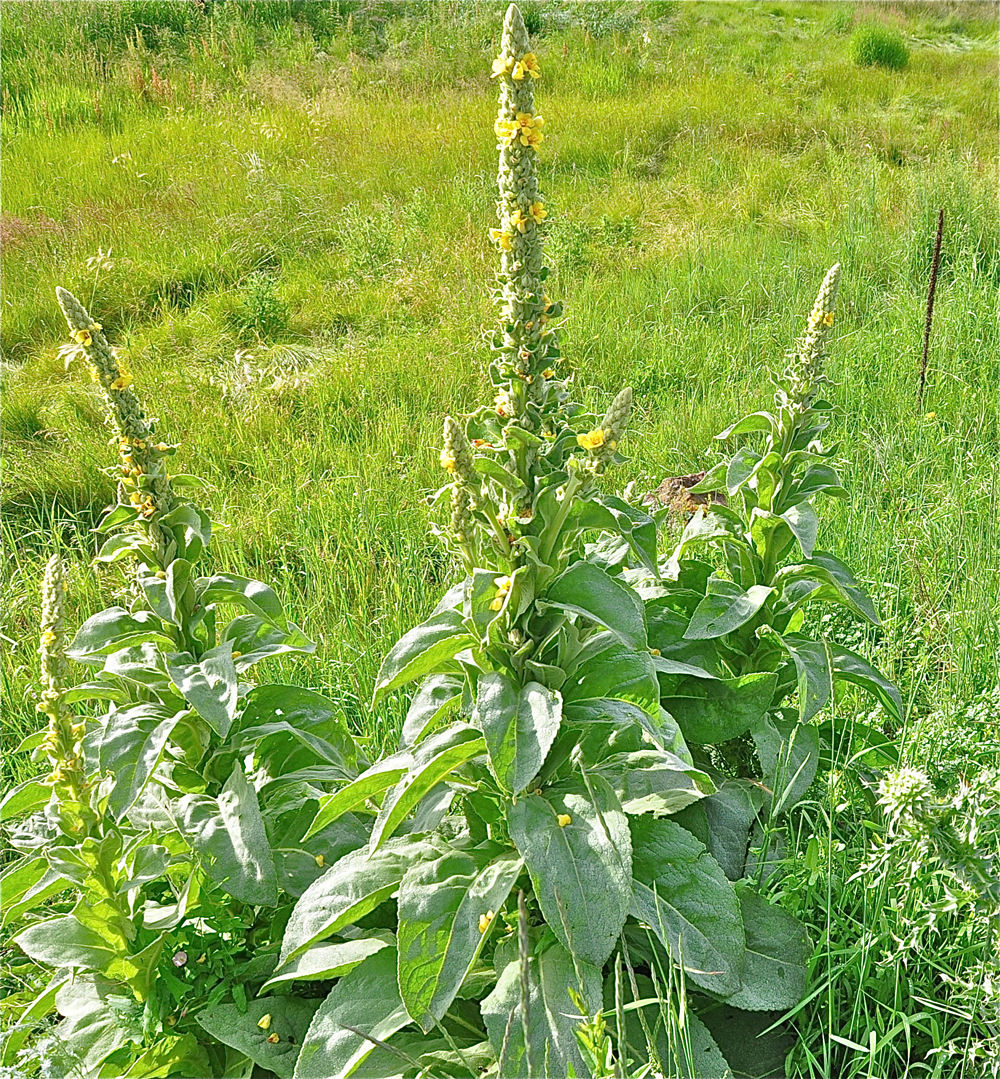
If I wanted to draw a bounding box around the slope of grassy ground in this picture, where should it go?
[2,2,998,1074]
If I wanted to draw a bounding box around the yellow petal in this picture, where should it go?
[258,1014,272,1030]
[557,814,571,827]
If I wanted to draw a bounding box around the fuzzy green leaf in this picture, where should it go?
[753,715,819,814]
[664,671,777,745]
[262,939,391,993]
[829,643,903,721]
[542,561,647,650]
[781,634,833,722]
[726,884,809,1011]
[279,836,442,966]
[166,644,238,737]
[198,573,288,629]
[294,946,410,1079]
[100,704,185,821]
[302,756,410,841]
[780,501,819,559]
[482,939,602,1079]
[401,674,463,747]
[509,775,631,968]
[373,609,477,704]
[397,846,522,1031]
[369,725,486,851]
[630,815,746,997]
[474,672,562,794]
[684,579,774,640]
[174,765,277,906]
[67,607,175,664]
[196,995,320,1079]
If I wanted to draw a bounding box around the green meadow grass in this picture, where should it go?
[2,5,998,1068]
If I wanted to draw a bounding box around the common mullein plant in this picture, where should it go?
[0,291,355,1079]
[2,9,906,1079]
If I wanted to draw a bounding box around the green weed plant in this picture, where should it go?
[0,7,919,1077]
[850,21,910,71]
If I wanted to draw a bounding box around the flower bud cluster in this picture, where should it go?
[57,287,176,553]
[779,263,841,413]
[37,555,93,833]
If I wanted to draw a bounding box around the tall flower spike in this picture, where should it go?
[600,386,633,448]
[56,287,176,551]
[38,555,93,833]
[493,4,552,404]
[781,263,841,411]
[442,416,480,489]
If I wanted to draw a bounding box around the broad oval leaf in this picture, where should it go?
[629,815,746,997]
[294,946,410,1079]
[166,644,238,738]
[100,704,186,822]
[369,726,485,852]
[401,674,463,748]
[302,756,410,841]
[542,561,647,650]
[684,580,774,640]
[726,884,809,1011]
[67,608,174,664]
[664,671,777,745]
[474,672,562,794]
[397,846,522,1031]
[279,836,442,966]
[0,779,50,822]
[173,765,277,906]
[482,939,602,1079]
[373,609,477,704]
[14,914,117,971]
[564,634,659,719]
[198,573,289,629]
[780,501,819,559]
[508,775,631,968]
[261,938,391,993]
[196,995,320,1079]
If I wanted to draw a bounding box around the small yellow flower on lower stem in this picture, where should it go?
[557,813,572,827]
[479,910,496,933]
[110,372,133,391]
[440,448,457,473]
[314,853,324,867]
[72,329,92,346]
[542,368,555,378]
[577,429,605,451]
[823,312,834,326]
[266,1033,280,1044]
[491,55,514,78]
[258,1015,272,1030]
[40,630,57,648]
[489,227,513,252]
[528,201,546,224]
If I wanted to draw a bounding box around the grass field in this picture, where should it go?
[2,1,998,1074]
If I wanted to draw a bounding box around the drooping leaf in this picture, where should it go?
[569,494,658,574]
[14,914,118,971]
[294,946,410,1079]
[401,674,463,747]
[481,938,602,1079]
[99,704,185,821]
[474,672,562,794]
[664,672,777,745]
[726,884,809,1011]
[752,716,819,815]
[196,995,320,1079]
[630,815,746,997]
[279,836,441,966]
[781,635,833,722]
[776,552,880,625]
[599,749,716,816]
[369,725,486,852]
[373,609,477,703]
[509,775,631,968]
[829,643,903,722]
[198,573,289,629]
[221,614,316,670]
[0,971,70,1067]
[166,644,238,738]
[67,608,175,664]
[173,765,277,906]
[542,561,648,650]
[397,846,522,1031]
[684,579,774,640]
[0,779,50,822]
[780,501,819,559]
[262,939,392,993]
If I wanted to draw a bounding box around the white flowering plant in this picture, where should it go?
[2,6,903,1078]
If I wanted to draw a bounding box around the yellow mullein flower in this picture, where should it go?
[72,329,92,346]
[489,227,513,252]
[40,629,58,648]
[490,575,513,611]
[577,429,605,451]
[924,412,936,420]
[543,368,555,378]
[509,208,529,233]
[528,201,546,224]
[479,910,495,933]
[513,113,544,148]
[513,52,541,80]
[257,1015,272,1030]
[314,853,325,867]
[440,447,457,473]
[494,118,517,143]
[110,373,133,391]
[491,55,514,78]
[557,813,571,827]
[494,390,511,417]
[266,1033,280,1044]
[823,312,834,326]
